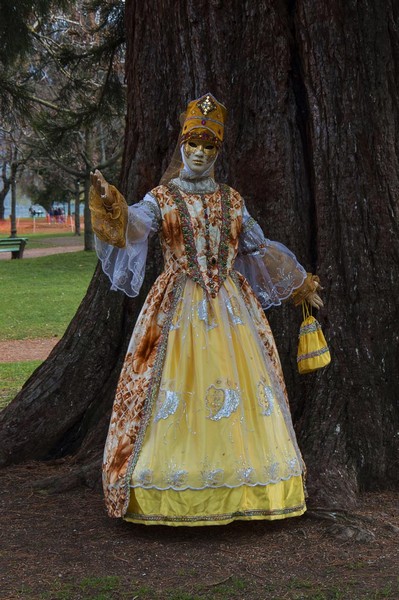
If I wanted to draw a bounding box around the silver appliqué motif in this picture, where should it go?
[201,468,224,487]
[286,456,301,475]
[170,298,184,331]
[135,468,153,487]
[165,463,189,488]
[226,295,244,326]
[257,378,274,416]
[263,454,280,481]
[205,381,241,420]
[237,463,255,484]
[193,297,218,331]
[154,389,180,423]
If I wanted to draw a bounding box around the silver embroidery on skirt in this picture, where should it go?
[201,468,224,487]
[257,378,274,416]
[136,468,153,486]
[164,464,189,488]
[194,297,218,331]
[237,464,255,484]
[226,295,244,326]
[170,298,184,331]
[154,390,180,423]
[205,382,241,420]
[264,459,280,481]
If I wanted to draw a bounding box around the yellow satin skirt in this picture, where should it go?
[126,277,306,526]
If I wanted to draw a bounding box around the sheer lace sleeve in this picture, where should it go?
[95,193,161,297]
[234,203,306,310]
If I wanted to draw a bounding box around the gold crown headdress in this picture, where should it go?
[180,93,227,148]
[160,93,227,185]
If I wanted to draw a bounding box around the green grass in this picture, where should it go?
[0,251,97,340]
[37,576,249,600]
[22,232,79,250]
[24,575,399,600]
[0,360,42,409]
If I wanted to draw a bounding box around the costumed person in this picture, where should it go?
[90,93,323,526]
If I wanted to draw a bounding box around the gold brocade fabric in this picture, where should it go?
[181,93,227,147]
[102,184,306,525]
[89,184,128,248]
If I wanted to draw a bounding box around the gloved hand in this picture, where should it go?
[292,274,324,309]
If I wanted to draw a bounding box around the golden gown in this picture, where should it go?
[92,180,307,526]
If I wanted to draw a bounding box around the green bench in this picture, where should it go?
[0,238,28,259]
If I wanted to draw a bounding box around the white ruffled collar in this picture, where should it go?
[170,176,218,194]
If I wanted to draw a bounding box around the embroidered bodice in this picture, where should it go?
[150,184,243,297]
[91,177,306,307]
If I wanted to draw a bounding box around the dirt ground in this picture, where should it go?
[0,462,398,600]
[0,219,82,236]
[1,238,398,600]
[0,338,58,362]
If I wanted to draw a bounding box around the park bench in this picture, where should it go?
[0,238,28,259]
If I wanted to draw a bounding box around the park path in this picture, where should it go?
[0,243,84,260]
[0,338,59,363]
[0,245,84,260]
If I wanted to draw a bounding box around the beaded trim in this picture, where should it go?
[125,503,306,523]
[130,472,302,492]
[142,198,162,226]
[167,183,232,296]
[242,216,257,233]
[299,320,321,336]
[180,129,222,148]
[218,184,232,287]
[168,183,206,291]
[297,346,330,362]
[122,275,186,516]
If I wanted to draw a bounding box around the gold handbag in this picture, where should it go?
[297,301,331,374]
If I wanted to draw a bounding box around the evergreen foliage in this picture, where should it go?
[0,1,126,248]
[0,0,71,65]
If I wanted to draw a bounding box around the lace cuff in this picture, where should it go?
[95,193,161,297]
[234,205,306,309]
[89,184,128,248]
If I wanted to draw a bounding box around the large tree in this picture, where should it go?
[1,0,398,507]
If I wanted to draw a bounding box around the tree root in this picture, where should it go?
[31,460,101,494]
[306,507,375,543]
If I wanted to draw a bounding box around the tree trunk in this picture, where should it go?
[84,129,94,250]
[0,0,398,507]
[9,161,17,238]
[0,164,11,221]
[74,178,81,236]
[83,170,93,250]
[0,188,9,221]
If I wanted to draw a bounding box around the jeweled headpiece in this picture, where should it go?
[180,93,227,148]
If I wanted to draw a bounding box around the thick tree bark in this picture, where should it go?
[0,0,398,507]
